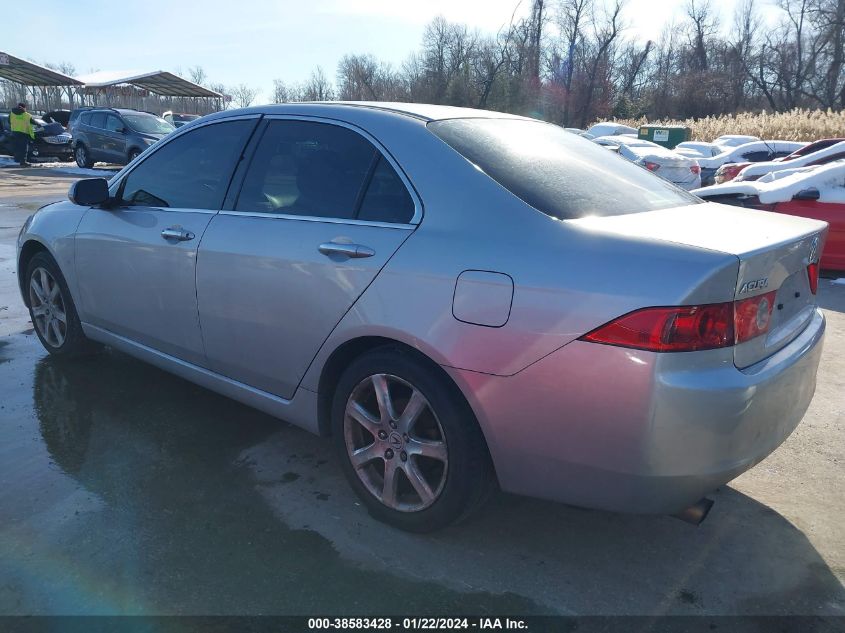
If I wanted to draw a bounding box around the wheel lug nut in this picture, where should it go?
[384,449,394,459]
[378,430,387,440]
[403,434,409,442]
[400,451,407,462]
[389,421,397,429]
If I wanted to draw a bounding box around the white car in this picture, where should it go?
[735,141,845,181]
[593,136,701,190]
[587,122,638,137]
[697,140,808,185]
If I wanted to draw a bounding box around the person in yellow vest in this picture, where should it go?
[9,102,36,167]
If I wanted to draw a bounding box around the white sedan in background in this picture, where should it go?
[593,136,702,190]
[697,140,807,185]
[713,134,761,148]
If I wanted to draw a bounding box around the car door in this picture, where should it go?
[74,116,259,365]
[196,117,420,399]
[86,111,108,160]
[103,114,128,163]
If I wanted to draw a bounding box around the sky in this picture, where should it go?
[6,0,782,101]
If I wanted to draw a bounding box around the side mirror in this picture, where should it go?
[69,178,110,206]
[116,127,126,134]
[794,188,820,201]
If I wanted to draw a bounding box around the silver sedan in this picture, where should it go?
[16,103,827,532]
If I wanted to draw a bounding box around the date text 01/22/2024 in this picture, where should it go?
[307,618,528,630]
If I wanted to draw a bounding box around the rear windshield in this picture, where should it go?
[428,118,699,220]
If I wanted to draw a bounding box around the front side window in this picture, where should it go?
[120,120,253,210]
[235,120,414,223]
[428,118,698,220]
[105,115,123,132]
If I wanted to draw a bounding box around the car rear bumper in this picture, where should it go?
[447,308,825,514]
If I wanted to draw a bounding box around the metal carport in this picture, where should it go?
[0,51,82,87]
[74,70,224,112]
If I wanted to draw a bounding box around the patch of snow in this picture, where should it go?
[0,156,117,178]
[713,134,761,148]
[587,122,638,137]
[832,278,845,285]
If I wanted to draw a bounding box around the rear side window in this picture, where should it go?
[79,112,91,125]
[235,120,415,223]
[357,156,415,223]
[120,120,253,209]
[89,112,106,129]
[428,118,698,220]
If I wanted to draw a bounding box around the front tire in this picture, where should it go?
[75,144,94,168]
[26,252,97,357]
[332,347,492,532]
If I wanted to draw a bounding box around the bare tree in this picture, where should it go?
[188,66,207,86]
[302,66,334,101]
[231,83,259,108]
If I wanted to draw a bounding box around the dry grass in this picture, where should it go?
[609,108,845,142]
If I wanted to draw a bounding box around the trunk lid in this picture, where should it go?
[570,202,828,367]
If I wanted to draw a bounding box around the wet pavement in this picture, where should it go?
[0,167,844,616]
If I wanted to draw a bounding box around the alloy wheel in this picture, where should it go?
[344,373,448,512]
[29,267,67,348]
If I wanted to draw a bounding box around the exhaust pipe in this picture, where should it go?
[673,498,714,526]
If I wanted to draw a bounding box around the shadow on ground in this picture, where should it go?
[0,332,842,616]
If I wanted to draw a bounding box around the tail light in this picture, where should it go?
[734,291,776,344]
[807,262,819,294]
[690,165,701,175]
[644,161,660,172]
[581,304,733,352]
[581,292,778,353]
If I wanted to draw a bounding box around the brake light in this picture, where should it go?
[644,161,660,172]
[581,292,778,352]
[690,165,701,175]
[734,291,776,344]
[581,304,733,352]
[807,262,819,294]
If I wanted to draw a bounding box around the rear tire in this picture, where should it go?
[75,144,94,168]
[26,251,98,357]
[331,346,493,532]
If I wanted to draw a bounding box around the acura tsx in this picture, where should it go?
[16,103,826,532]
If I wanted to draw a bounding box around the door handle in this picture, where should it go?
[161,227,195,242]
[318,242,375,258]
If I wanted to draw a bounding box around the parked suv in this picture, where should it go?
[72,108,175,167]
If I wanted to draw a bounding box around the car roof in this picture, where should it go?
[203,102,534,124]
[86,107,156,116]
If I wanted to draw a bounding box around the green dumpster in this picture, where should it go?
[638,125,691,149]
